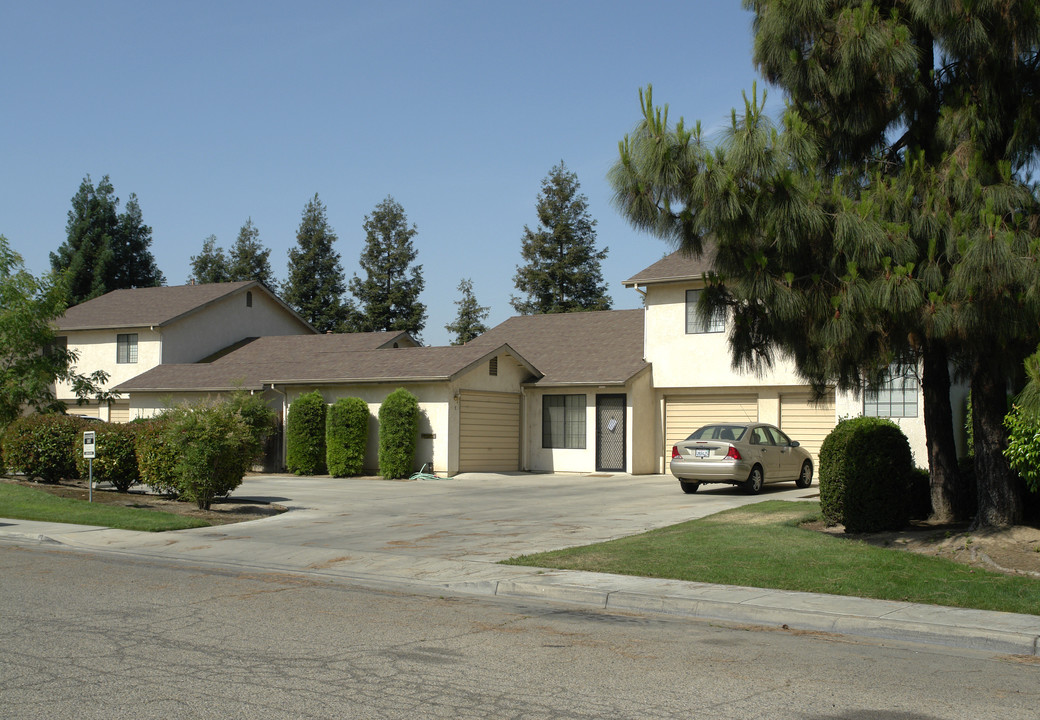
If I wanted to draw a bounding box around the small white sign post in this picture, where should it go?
[83,431,96,502]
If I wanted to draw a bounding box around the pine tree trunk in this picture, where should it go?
[971,358,1022,528]
[921,343,964,522]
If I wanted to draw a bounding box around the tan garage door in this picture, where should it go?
[664,395,758,457]
[779,390,836,464]
[459,391,520,472]
[109,402,130,424]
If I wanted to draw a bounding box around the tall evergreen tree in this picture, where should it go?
[228,218,276,288]
[188,235,230,284]
[348,196,426,338]
[610,2,1040,528]
[446,278,490,345]
[283,194,350,332]
[511,161,611,315]
[51,175,163,305]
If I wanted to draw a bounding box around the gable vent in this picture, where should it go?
[489,356,499,376]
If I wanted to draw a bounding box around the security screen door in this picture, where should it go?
[596,394,626,472]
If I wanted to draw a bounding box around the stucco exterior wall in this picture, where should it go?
[643,283,805,388]
[159,289,312,364]
[57,327,163,400]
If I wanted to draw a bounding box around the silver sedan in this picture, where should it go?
[670,422,814,494]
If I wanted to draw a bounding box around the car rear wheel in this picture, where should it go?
[679,480,700,494]
[744,465,764,494]
[795,461,813,488]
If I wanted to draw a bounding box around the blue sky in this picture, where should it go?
[2,1,781,345]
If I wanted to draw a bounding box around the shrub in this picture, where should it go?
[1,414,84,483]
[286,391,327,475]
[225,390,277,465]
[74,422,139,491]
[134,416,180,496]
[819,416,914,533]
[378,388,418,479]
[1004,404,1040,494]
[327,397,369,477]
[165,400,259,510]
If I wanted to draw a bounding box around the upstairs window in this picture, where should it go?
[686,289,725,334]
[246,291,253,307]
[542,394,586,449]
[44,335,67,358]
[864,366,918,418]
[116,333,138,364]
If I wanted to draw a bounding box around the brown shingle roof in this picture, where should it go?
[210,332,417,364]
[55,281,312,332]
[467,310,648,386]
[623,248,715,287]
[115,340,536,392]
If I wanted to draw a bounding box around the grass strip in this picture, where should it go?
[0,482,210,532]
[502,501,1040,615]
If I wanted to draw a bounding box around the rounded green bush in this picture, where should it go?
[286,391,327,475]
[74,422,140,491]
[819,416,913,533]
[378,388,418,479]
[1,414,84,483]
[166,401,256,510]
[134,416,180,496]
[327,397,369,477]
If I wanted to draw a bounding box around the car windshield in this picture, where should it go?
[686,425,748,442]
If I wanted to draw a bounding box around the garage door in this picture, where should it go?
[664,395,758,457]
[779,390,836,464]
[109,402,130,424]
[458,391,520,472]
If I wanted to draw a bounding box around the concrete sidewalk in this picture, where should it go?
[2,473,1038,656]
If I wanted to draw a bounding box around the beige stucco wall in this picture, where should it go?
[159,289,312,364]
[643,283,806,388]
[57,327,163,400]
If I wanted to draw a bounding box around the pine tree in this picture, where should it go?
[511,162,611,315]
[610,2,1040,528]
[228,218,276,288]
[446,278,490,345]
[51,175,163,305]
[348,196,426,338]
[283,194,349,333]
[188,236,230,284]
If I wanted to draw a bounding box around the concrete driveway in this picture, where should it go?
[215,471,817,562]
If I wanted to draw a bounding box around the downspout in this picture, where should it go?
[269,383,287,471]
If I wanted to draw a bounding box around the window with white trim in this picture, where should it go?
[542,394,586,449]
[686,289,725,334]
[116,333,138,364]
[864,366,918,418]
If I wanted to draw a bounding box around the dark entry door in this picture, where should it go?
[596,394,626,472]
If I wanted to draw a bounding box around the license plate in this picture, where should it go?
[695,448,710,458]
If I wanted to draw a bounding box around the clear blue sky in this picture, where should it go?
[2,1,780,346]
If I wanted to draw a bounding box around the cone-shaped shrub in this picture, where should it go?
[286,391,327,475]
[378,388,418,479]
[327,397,369,477]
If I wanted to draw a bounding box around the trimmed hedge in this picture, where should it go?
[327,397,369,477]
[378,388,418,479]
[819,416,913,533]
[134,417,180,496]
[2,414,84,483]
[74,422,140,491]
[286,391,327,475]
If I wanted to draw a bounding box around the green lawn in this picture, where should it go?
[502,501,1040,615]
[0,483,210,532]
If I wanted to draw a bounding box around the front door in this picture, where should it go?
[596,394,626,472]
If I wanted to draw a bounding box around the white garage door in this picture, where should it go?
[664,395,758,457]
[779,390,836,464]
[458,391,520,472]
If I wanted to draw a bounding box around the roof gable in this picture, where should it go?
[468,309,648,386]
[623,248,715,287]
[55,281,314,333]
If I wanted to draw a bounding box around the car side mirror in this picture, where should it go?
[789,440,800,447]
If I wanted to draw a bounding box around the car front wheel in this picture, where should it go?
[795,461,813,488]
[744,465,764,494]
[679,480,700,494]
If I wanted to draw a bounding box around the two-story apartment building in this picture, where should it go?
[54,281,315,421]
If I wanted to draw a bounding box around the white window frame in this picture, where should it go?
[116,333,138,364]
[864,366,918,418]
[542,394,586,449]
